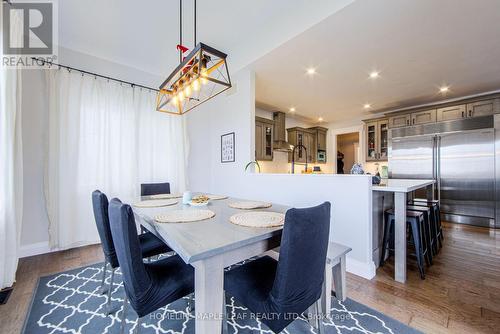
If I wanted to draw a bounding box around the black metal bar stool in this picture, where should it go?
[411,198,443,248]
[380,209,430,279]
[407,205,436,259]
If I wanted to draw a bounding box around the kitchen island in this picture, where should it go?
[372,179,435,283]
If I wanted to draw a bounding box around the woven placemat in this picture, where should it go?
[149,193,182,199]
[133,199,178,208]
[230,211,285,228]
[155,209,215,223]
[206,194,228,200]
[228,201,272,210]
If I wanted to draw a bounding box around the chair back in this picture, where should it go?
[270,202,331,309]
[91,190,119,267]
[140,182,170,196]
[108,198,151,300]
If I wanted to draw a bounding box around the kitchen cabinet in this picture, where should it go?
[255,117,274,161]
[309,126,328,163]
[466,98,500,118]
[388,114,411,128]
[366,119,388,161]
[411,109,436,125]
[287,127,316,163]
[437,104,466,121]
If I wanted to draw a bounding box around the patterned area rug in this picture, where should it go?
[22,262,421,333]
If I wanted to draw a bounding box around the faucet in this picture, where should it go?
[291,144,308,174]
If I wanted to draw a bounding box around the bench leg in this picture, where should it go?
[321,262,333,315]
[332,254,346,302]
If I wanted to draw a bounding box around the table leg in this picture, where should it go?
[332,254,346,301]
[194,256,224,334]
[394,192,407,283]
[426,184,434,201]
[321,261,333,315]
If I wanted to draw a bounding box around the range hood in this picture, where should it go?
[273,111,293,151]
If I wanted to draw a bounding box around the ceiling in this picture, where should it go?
[57,0,354,86]
[252,0,500,123]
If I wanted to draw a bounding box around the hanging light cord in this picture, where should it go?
[179,0,182,63]
[194,0,197,46]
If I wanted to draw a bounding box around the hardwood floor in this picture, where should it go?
[1,222,499,333]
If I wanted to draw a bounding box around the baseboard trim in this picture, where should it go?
[346,257,376,280]
[18,240,100,258]
[18,241,51,258]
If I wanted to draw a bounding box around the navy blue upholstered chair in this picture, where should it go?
[224,202,331,333]
[91,190,171,314]
[108,198,194,334]
[140,182,171,196]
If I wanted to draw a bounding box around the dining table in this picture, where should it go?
[372,179,436,283]
[133,194,290,333]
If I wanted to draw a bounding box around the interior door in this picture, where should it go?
[438,129,495,220]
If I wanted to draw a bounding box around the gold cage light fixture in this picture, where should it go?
[156,0,231,115]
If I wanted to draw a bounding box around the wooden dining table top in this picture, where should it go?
[133,194,289,264]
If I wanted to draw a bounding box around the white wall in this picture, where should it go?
[19,49,164,257]
[186,69,376,278]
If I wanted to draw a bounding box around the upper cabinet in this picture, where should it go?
[466,98,500,118]
[310,126,328,163]
[255,117,274,161]
[287,128,315,163]
[366,119,388,161]
[436,104,466,122]
[388,114,411,128]
[411,109,437,125]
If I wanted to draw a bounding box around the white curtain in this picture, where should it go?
[0,8,23,289]
[45,69,187,249]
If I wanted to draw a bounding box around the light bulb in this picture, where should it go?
[171,95,178,105]
[192,79,200,91]
[178,91,184,101]
[184,84,191,96]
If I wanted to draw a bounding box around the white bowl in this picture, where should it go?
[189,201,209,207]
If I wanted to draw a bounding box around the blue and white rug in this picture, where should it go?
[22,263,421,333]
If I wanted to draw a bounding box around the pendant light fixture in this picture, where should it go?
[156,0,231,115]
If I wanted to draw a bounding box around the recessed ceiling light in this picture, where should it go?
[369,71,380,79]
[289,107,296,112]
[306,68,316,75]
[318,117,323,122]
[364,103,372,109]
[439,86,450,93]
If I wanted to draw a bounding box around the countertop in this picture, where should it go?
[372,179,435,192]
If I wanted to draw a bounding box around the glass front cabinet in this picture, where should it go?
[365,118,388,161]
[255,117,274,161]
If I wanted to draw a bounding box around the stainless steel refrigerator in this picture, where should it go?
[388,115,499,228]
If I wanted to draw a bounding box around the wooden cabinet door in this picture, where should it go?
[255,123,263,160]
[436,104,466,121]
[366,121,378,161]
[317,131,327,150]
[305,132,315,163]
[378,120,389,160]
[467,99,500,118]
[389,114,411,128]
[411,109,436,125]
[262,124,273,160]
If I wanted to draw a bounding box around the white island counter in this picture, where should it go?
[372,178,435,283]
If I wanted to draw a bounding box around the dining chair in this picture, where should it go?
[140,182,171,196]
[91,190,172,314]
[224,202,331,334]
[108,198,195,334]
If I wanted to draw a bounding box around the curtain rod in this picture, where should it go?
[31,57,160,92]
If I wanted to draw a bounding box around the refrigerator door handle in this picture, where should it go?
[436,136,441,202]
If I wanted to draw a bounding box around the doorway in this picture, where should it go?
[336,132,360,174]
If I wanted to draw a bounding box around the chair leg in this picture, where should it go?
[380,215,393,266]
[134,316,143,334]
[222,291,229,334]
[187,293,195,313]
[120,294,129,334]
[105,267,116,315]
[409,219,425,279]
[314,298,325,334]
[100,259,108,294]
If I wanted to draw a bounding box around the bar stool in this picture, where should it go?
[380,209,430,279]
[407,205,436,259]
[411,199,443,248]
